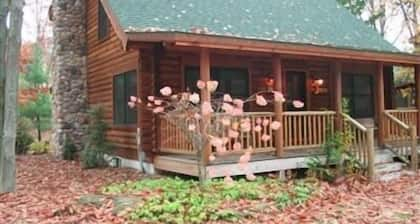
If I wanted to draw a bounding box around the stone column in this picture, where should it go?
[50,0,88,156]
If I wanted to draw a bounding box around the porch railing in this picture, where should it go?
[384,110,418,171]
[282,111,335,150]
[213,112,276,154]
[158,116,195,155]
[386,109,418,127]
[157,112,276,155]
[341,113,375,179]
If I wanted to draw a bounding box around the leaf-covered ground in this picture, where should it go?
[1,155,420,223]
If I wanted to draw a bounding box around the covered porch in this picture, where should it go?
[148,47,420,179]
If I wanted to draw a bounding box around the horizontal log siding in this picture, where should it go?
[87,0,139,160]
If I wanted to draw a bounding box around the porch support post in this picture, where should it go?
[376,62,385,147]
[272,54,283,157]
[415,65,420,137]
[200,48,211,168]
[334,61,343,130]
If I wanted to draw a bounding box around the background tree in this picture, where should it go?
[0,0,24,193]
[20,44,51,141]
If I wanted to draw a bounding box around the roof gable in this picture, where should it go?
[106,0,399,53]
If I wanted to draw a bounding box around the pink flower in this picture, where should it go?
[231,121,239,130]
[128,102,136,109]
[246,173,257,181]
[223,94,233,102]
[154,100,163,106]
[231,108,243,116]
[222,118,231,126]
[153,107,164,114]
[261,134,271,142]
[224,176,234,185]
[130,96,138,102]
[233,142,242,151]
[262,119,270,127]
[256,118,262,124]
[228,129,239,139]
[194,113,201,120]
[222,103,234,113]
[233,99,244,108]
[160,86,172,96]
[254,125,262,132]
[147,96,155,102]
[210,137,224,148]
[201,101,213,115]
[270,121,281,130]
[147,103,153,107]
[171,94,178,100]
[241,121,251,132]
[239,152,251,164]
[256,95,268,106]
[188,124,196,131]
[207,81,219,92]
[189,93,200,104]
[209,154,216,162]
[273,91,285,102]
[196,80,206,90]
[293,100,305,109]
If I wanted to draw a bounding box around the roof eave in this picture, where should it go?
[125,31,420,65]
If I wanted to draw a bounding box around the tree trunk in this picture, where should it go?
[36,115,42,141]
[0,0,24,193]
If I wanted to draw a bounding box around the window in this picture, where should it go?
[113,71,137,125]
[98,1,109,40]
[343,74,374,118]
[184,67,249,99]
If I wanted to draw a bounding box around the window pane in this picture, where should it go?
[126,72,137,124]
[185,67,199,93]
[113,75,125,124]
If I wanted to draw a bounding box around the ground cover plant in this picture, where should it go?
[102,177,317,223]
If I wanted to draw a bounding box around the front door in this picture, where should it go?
[286,71,306,111]
[342,74,375,119]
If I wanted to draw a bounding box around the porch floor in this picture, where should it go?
[153,148,395,178]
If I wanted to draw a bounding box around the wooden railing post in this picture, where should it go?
[416,65,420,138]
[376,62,385,147]
[367,128,375,181]
[272,54,283,157]
[333,61,343,131]
[410,126,418,171]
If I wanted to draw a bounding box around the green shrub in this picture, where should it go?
[81,106,113,168]
[102,177,316,223]
[29,141,49,154]
[63,137,77,161]
[16,118,35,154]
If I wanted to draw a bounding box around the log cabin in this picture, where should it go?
[87,0,420,180]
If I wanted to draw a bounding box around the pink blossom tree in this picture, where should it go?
[129,80,303,184]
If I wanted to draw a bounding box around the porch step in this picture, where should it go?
[373,149,405,182]
[374,150,394,164]
[375,162,403,174]
[375,171,402,182]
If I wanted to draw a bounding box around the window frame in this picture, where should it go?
[113,71,138,126]
[98,0,110,41]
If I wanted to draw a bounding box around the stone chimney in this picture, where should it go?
[50,0,88,155]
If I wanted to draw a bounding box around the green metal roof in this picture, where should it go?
[107,0,399,53]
